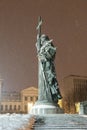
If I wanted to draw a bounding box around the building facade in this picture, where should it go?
[0,86,38,113]
[62,75,87,113]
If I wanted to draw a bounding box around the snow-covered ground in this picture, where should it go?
[0,113,32,130]
[0,113,87,130]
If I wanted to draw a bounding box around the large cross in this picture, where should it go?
[36,16,43,37]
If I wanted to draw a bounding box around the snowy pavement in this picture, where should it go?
[0,114,87,130]
[0,113,32,130]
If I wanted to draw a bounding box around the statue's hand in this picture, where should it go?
[37,34,40,40]
[38,54,46,61]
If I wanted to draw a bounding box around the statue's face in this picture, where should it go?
[41,35,46,44]
[41,37,45,42]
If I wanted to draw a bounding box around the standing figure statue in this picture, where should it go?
[36,17,62,104]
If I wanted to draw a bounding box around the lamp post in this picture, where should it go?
[0,79,3,113]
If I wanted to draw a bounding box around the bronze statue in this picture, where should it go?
[36,17,62,104]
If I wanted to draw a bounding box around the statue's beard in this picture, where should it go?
[41,40,46,45]
[41,42,44,45]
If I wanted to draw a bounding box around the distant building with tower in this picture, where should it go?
[0,80,38,113]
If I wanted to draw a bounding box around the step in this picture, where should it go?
[31,114,87,130]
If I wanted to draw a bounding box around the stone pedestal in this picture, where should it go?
[79,101,87,115]
[79,103,84,114]
[29,100,64,115]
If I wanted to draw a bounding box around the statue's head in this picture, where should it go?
[41,34,49,44]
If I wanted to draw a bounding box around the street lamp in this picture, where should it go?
[0,79,3,113]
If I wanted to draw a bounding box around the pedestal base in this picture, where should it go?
[29,101,64,115]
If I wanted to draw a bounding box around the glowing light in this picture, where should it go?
[75,102,80,113]
[28,102,33,112]
[58,99,62,108]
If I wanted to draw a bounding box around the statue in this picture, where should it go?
[36,17,62,104]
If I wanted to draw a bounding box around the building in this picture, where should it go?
[0,85,38,113]
[21,87,38,113]
[61,75,87,113]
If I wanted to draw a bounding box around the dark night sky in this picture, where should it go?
[0,0,87,93]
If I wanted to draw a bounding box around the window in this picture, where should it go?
[18,105,21,110]
[36,96,38,101]
[9,105,12,110]
[25,105,27,111]
[25,96,28,101]
[30,97,33,101]
[14,105,16,110]
[5,105,8,111]
[1,105,3,111]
